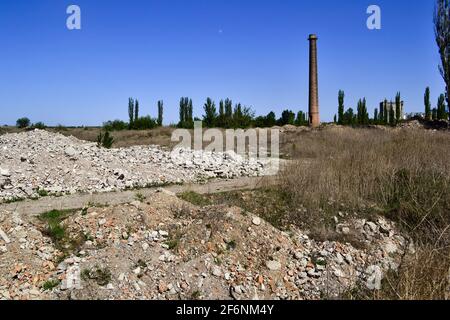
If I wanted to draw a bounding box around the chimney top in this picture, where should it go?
[308,34,318,40]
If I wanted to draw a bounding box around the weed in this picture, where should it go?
[134,192,146,202]
[81,266,112,286]
[42,279,60,291]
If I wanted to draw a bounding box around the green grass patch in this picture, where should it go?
[42,279,60,291]
[178,191,211,206]
[39,209,85,258]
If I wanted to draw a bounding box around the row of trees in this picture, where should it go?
[177,97,310,129]
[424,87,448,120]
[335,91,404,126]
[104,98,164,131]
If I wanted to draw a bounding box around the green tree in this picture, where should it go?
[157,100,164,126]
[279,110,296,126]
[265,111,277,127]
[134,99,140,122]
[224,98,233,128]
[432,108,438,120]
[128,98,135,129]
[178,97,194,128]
[16,117,31,128]
[437,94,447,120]
[232,104,254,128]
[425,87,432,120]
[295,111,307,126]
[434,0,450,112]
[374,108,379,125]
[357,98,369,125]
[395,92,402,123]
[338,90,345,124]
[389,101,395,125]
[217,100,225,127]
[203,98,217,127]
[343,108,355,126]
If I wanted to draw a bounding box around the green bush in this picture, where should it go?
[103,120,128,131]
[132,116,158,130]
[32,122,46,129]
[97,131,115,149]
[16,117,31,128]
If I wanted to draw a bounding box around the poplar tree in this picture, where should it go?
[395,92,402,122]
[134,99,140,121]
[434,0,450,112]
[128,98,134,129]
[437,93,447,120]
[338,90,345,124]
[203,98,217,127]
[425,87,432,120]
[157,100,164,126]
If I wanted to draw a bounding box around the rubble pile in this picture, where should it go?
[0,130,267,202]
[0,191,407,300]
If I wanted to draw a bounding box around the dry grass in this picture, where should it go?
[280,127,450,300]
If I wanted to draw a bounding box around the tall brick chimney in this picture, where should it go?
[308,34,320,128]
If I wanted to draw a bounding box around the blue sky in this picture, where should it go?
[0,0,445,126]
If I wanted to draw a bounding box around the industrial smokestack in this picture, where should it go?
[308,34,320,128]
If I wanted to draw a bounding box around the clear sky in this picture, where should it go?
[0,0,445,126]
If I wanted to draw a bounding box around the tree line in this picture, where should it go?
[103,97,164,131]
[176,97,310,129]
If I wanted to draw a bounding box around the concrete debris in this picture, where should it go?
[0,130,271,202]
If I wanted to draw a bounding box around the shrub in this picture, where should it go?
[97,131,115,149]
[132,116,158,130]
[16,117,31,128]
[103,120,128,131]
[32,122,46,129]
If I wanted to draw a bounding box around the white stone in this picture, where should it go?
[0,168,10,177]
[252,217,262,226]
[266,260,281,271]
[64,146,77,157]
[0,228,11,244]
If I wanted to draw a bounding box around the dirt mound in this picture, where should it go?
[0,190,407,300]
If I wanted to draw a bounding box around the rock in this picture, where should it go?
[366,265,383,290]
[365,221,378,233]
[0,168,10,177]
[266,260,281,271]
[252,217,261,226]
[294,252,303,260]
[64,146,77,158]
[212,266,222,277]
[383,240,398,254]
[130,201,141,208]
[0,228,11,244]
[334,269,345,278]
[158,282,168,293]
[133,267,141,275]
[159,230,169,237]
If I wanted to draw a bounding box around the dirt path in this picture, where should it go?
[0,176,279,216]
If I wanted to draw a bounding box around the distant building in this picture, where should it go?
[379,100,404,121]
